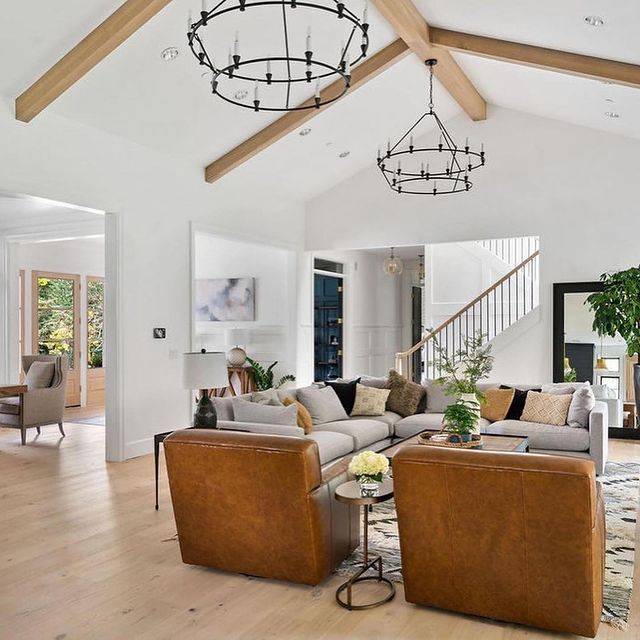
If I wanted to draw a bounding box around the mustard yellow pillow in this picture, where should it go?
[283,397,313,434]
[481,388,515,422]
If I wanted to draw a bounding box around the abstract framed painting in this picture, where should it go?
[195,278,255,322]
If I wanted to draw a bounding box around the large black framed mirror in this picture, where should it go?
[553,282,639,440]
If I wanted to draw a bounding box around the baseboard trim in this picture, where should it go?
[124,436,154,460]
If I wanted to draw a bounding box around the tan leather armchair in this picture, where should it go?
[0,355,69,445]
[393,447,604,638]
[164,430,360,585]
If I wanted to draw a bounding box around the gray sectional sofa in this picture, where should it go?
[215,379,608,475]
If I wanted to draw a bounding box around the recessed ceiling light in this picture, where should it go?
[605,98,614,103]
[299,128,312,136]
[160,47,179,62]
[605,111,620,119]
[326,141,333,147]
[339,151,351,158]
[234,89,249,100]
[584,15,604,27]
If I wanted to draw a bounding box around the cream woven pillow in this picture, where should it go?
[520,391,572,426]
[351,384,390,416]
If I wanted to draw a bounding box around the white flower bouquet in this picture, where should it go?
[348,450,390,484]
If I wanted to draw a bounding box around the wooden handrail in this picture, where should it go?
[396,250,540,360]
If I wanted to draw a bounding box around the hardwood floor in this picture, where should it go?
[1,425,639,640]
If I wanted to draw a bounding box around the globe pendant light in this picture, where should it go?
[377,59,486,195]
[383,247,403,276]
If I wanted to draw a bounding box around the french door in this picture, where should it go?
[32,272,81,407]
[86,276,105,408]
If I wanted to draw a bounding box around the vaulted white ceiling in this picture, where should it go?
[2,1,640,205]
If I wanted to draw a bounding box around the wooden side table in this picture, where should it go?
[334,479,396,610]
[210,366,255,398]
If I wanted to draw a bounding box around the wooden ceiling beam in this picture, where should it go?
[430,28,640,89]
[15,0,172,123]
[371,0,486,121]
[205,38,410,184]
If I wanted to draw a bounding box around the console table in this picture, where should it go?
[210,366,255,398]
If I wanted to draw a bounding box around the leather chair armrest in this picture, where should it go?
[589,402,608,476]
[217,420,305,437]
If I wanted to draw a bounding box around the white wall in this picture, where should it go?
[306,106,640,383]
[192,231,297,382]
[0,99,305,460]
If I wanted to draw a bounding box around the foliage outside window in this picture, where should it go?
[37,277,75,368]
[87,279,104,369]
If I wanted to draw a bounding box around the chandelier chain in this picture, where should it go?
[428,63,434,112]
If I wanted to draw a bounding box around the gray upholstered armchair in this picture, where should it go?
[0,355,69,445]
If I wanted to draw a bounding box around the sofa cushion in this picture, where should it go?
[349,411,401,437]
[282,398,313,434]
[351,384,390,417]
[481,388,515,422]
[212,396,235,421]
[231,398,298,426]
[543,383,595,429]
[387,370,426,417]
[500,385,542,420]
[306,431,354,465]
[360,375,391,389]
[251,389,283,405]
[26,361,55,390]
[297,386,349,425]
[314,419,389,450]
[485,419,590,452]
[423,379,457,413]
[325,378,360,414]
[395,413,492,439]
[520,391,572,426]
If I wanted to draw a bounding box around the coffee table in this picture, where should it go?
[382,432,529,459]
[334,478,396,611]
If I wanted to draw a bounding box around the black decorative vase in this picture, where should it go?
[634,363,640,429]
[193,390,218,429]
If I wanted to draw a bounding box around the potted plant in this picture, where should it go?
[348,450,390,496]
[434,331,494,431]
[587,266,640,423]
[442,399,479,442]
[245,357,296,391]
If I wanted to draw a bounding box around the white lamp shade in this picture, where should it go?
[225,328,248,346]
[183,352,228,389]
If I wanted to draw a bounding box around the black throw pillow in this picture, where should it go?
[325,378,361,415]
[500,385,542,420]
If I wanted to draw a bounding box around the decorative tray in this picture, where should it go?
[417,432,483,449]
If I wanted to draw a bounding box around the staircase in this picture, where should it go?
[396,245,540,381]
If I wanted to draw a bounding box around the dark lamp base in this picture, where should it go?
[193,390,218,429]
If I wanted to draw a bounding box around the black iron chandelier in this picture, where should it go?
[377,59,486,195]
[188,1,370,112]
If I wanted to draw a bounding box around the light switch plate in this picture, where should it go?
[153,328,166,339]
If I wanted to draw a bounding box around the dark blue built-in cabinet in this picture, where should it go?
[314,274,343,381]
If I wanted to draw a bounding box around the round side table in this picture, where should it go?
[334,478,396,610]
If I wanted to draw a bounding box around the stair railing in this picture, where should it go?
[477,236,539,266]
[396,250,540,381]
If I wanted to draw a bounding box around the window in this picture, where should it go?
[600,376,620,399]
[87,278,104,369]
[602,358,620,372]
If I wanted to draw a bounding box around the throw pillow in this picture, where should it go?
[359,375,391,389]
[423,379,457,413]
[325,378,361,414]
[386,370,426,418]
[212,396,235,421]
[499,385,541,420]
[231,398,298,426]
[251,388,283,406]
[351,384,391,416]
[542,383,595,429]
[296,385,349,425]
[481,388,516,422]
[25,361,55,390]
[282,397,313,434]
[520,391,572,427]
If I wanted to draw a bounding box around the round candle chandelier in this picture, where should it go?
[377,59,486,195]
[188,0,370,112]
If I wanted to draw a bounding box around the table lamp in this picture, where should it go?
[183,350,229,428]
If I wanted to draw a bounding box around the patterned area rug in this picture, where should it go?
[337,461,639,630]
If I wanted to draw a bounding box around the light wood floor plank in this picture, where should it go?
[1,424,638,639]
